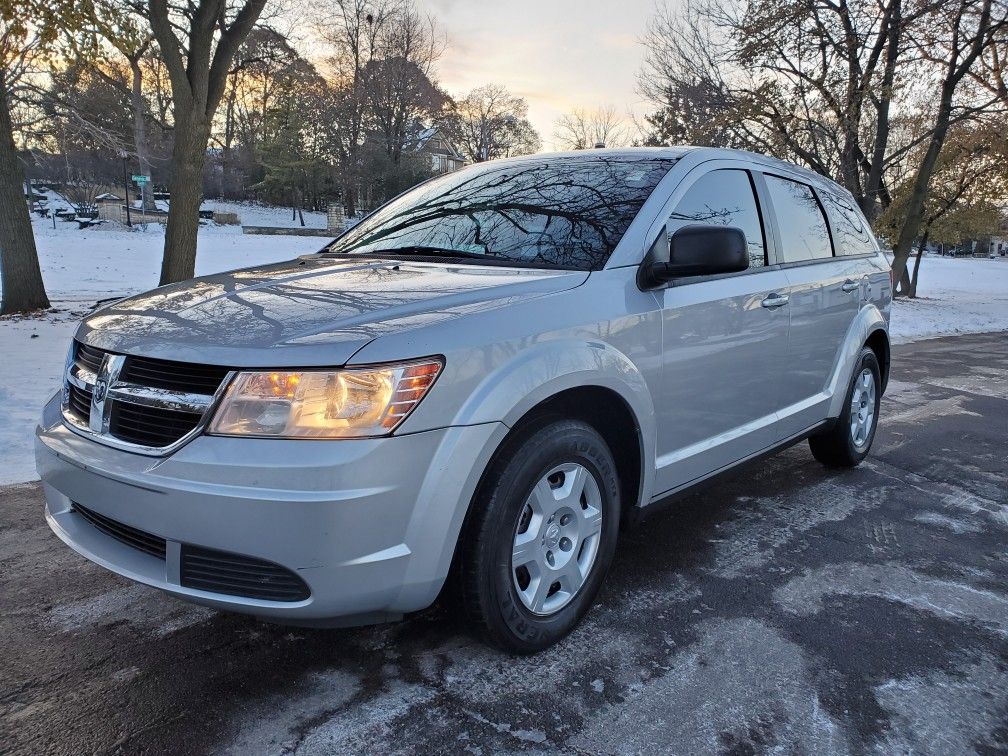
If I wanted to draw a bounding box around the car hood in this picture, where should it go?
[77,256,589,366]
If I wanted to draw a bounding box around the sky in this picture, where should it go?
[424,0,659,150]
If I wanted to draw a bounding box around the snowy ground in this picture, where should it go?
[887,255,1008,343]
[2,212,1006,485]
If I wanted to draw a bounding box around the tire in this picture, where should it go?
[809,346,881,468]
[458,419,621,653]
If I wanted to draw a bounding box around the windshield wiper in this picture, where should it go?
[322,245,576,270]
[369,246,492,261]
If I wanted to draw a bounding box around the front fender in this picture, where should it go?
[450,338,657,503]
[826,304,889,419]
[390,338,658,610]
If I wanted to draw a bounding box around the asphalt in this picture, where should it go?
[1,332,1006,755]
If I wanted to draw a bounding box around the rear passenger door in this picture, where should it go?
[652,166,792,496]
[760,173,862,435]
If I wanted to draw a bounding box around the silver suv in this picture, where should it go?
[36,148,892,652]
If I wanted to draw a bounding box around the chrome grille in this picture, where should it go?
[76,343,105,374]
[67,384,92,422]
[110,402,203,447]
[119,355,230,394]
[62,341,232,454]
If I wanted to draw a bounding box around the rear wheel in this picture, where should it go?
[809,346,881,467]
[459,419,621,653]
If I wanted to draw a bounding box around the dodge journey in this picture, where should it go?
[36,147,892,652]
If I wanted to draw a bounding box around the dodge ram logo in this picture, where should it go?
[86,354,125,434]
[93,376,109,403]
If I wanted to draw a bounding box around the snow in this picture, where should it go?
[888,255,1008,344]
[1,214,1006,485]
[35,185,328,229]
[205,200,328,229]
[125,199,328,229]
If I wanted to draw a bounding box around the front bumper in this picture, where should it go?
[35,392,506,624]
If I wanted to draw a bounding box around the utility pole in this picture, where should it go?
[121,153,132,228]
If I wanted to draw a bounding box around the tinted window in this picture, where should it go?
[821,190,877,256]
[326,157,674,270]
[670,169,766,268]
[765,175,833,262]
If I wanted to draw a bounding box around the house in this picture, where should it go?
[413,126,467,175]
[983,236,1007,257]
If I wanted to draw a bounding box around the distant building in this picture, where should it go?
[984,236,1007,257]
[412,126,466,175]
[992,218,1008,256]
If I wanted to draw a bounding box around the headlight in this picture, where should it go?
[207,358,442,438]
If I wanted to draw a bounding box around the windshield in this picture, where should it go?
[325,156,675,270]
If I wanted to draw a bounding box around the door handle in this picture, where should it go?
[761,292,789,308]
[841,279,859,292]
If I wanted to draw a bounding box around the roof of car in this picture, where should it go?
[486,146,691,164]
[479,146,848,198]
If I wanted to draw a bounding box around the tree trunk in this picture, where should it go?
[889,88,954,296]
[148,0,267,283]
[908,232,928,298]
[0,78,50,315]
[129,56,156,211]
[159,112,209,285]
[343,172,356,217]
[863,0,901,223]
[889,0,994,294]
[895,265,912,296]
[221,72,237,199]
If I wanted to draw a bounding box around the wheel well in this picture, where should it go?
[504,386,644,523]
[865,329,890,393]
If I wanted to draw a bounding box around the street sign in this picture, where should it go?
[132,175,150,184]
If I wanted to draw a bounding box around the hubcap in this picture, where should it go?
[511,462,603,616]
[849,368,877,449]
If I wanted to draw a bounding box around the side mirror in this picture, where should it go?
[639,225,749,288]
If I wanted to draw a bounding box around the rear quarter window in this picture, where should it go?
[821,191,879,256]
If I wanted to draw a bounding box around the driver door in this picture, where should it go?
[651,167,791,496]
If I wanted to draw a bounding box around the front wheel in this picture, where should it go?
[809,346,881,467]
[458,419,621,653]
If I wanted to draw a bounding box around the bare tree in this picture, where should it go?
[639,0,1007,297]
[317,0,445,213]
[888,0,1008,292]
[216,26,313,197]
[73,1,160,209]
[637,1,761,149]
[553,105,628,150]
[146,0,268,285]
[0,0,73,313]
[442,83,540,162]
[362,1,446,163]
[316,0,395,214]
[639,0,913,219]
[879,116,1007,295]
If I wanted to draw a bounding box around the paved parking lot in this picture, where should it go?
[2,332,1006,755]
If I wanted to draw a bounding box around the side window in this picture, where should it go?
[670,169,766,269]
[764,175,833,263]
[821,190,878,256]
